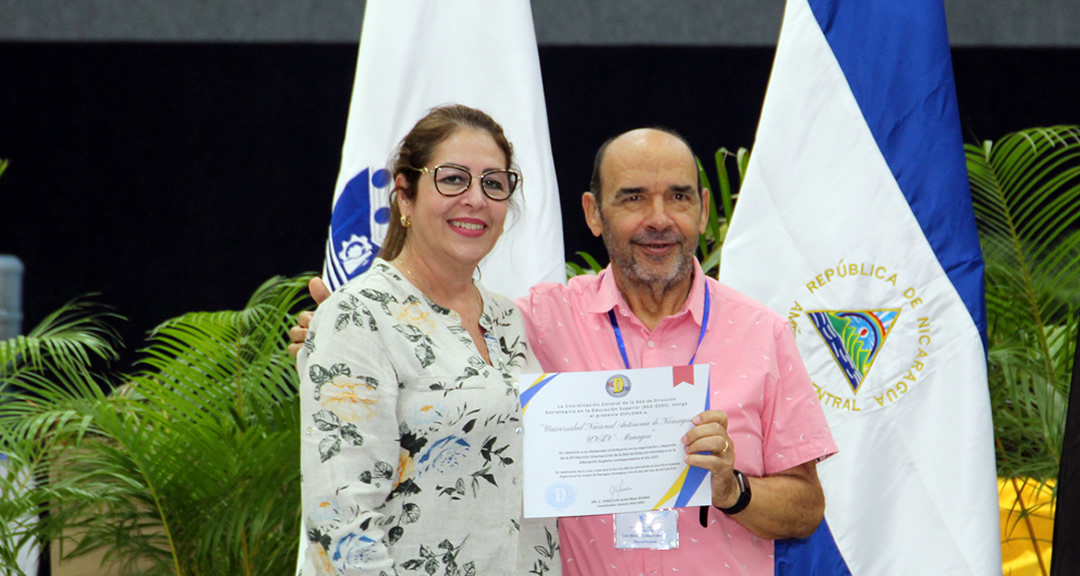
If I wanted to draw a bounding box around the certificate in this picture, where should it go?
[520,364,712,518]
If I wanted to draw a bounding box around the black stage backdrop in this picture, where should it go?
[1,43,1078,371]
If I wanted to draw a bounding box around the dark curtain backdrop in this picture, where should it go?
[1,43,1078,370]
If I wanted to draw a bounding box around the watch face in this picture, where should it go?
[735,470,749,494]
[721,470,752,515]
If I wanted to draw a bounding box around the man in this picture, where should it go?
[293,128,837,575]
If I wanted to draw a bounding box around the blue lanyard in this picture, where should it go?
[607,286,710,369]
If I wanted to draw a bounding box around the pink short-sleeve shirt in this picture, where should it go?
[515,262,837,576]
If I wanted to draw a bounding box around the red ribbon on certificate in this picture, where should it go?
[672,364,695,387]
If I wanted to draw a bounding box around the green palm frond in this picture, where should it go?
[0,296,121,393]
[0,296,121,473]
[697,147,748,278]
[0,297,122,576]
[0,449,41,576]
[1,275,313,576]
[565,251,605,278]
[967,125,1080,478]
[121,275,309,574]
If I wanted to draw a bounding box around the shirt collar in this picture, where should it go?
[588,259,708,328]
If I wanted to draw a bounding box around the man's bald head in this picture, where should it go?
[589,127,703,207]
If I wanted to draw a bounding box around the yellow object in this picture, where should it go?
[1000,477,1055,576]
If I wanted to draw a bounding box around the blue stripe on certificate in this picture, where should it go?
[656,370,711,508]
[520,373,560,412]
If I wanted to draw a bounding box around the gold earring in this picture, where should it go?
[401,214,412,228]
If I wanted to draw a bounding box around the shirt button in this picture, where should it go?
[648,341,655,348]
[513,477,519,485]
[516,427,523,434]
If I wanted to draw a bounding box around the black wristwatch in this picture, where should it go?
[716,469,752,515]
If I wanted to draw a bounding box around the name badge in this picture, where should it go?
[614,510,679,550]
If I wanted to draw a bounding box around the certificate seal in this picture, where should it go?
[545,483,576,509]
[605,374,631,398]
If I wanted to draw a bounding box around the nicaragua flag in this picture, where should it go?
[719,0,1001,574]
[321,0,565,298]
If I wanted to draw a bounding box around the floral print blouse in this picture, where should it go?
[296,260,560,576]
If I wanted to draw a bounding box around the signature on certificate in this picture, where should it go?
[609,479,632,498]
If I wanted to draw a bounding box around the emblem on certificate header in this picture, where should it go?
[606,374,631,398]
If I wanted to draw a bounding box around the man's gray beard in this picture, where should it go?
[601,224,696,293]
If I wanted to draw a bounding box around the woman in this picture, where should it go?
[297,105,560,575]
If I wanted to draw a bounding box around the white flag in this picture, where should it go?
[720,0,1001,574]
[321,0,565,299]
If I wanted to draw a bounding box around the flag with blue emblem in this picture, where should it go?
[322,0,565,298]
[719,0,1000,574]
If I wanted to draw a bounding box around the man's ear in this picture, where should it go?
[699,187,711,235]
[582,191,604,238]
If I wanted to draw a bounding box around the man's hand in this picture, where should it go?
[684,409,825,539]
[288,277,331,358]
[682,410,740,508]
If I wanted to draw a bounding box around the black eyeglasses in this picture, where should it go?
[411,164,521,201]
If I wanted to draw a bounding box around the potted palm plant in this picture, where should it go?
[968,125,1080,574]
[0,275,311,576]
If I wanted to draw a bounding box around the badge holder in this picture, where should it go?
[614,510,679,550]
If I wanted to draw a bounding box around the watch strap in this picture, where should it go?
[716,469,752,515]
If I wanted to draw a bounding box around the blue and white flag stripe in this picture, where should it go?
[808,0,986,341]
[321,0,565,299]
[720,0,1000,574]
